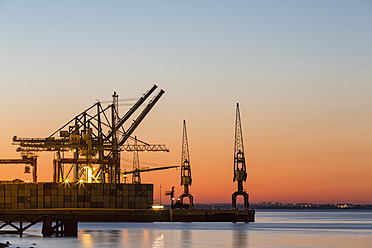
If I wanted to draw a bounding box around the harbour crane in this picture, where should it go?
[12,84,169,183]
[232,103,249,210]
[178,120,193,209]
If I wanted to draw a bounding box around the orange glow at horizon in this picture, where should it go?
[0,103,370,205]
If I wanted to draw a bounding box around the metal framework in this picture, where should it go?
[123,165,179,184]
[12,85,168,183]
[0,213,77,237]
[0,158,37,182]
[232,103,249,210]
[132,137,141,184]
[126,136,178,184]
[179,120,193,209]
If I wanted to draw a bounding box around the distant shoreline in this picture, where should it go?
[163,203,372,210]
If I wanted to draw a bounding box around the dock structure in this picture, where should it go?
[74,208,255,223]
[0,181,255,237]
[0,209,255,223]
[0,208,254,236]
[0,211,78,237]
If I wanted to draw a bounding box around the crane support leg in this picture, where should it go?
[53,160,57,182]
[179,193,194,209]
[232,191,249,210]
[32,159,37,182]
[232,181,249,210]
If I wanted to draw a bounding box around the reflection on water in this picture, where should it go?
[152,234,164,248]
[181,229,192,248]
[232,225,248,247]
[120,229,129,244]
[80,231,93,248]
[1,210,371,248]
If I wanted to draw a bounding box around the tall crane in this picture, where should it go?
[232,103,249,210]
[178,120,193,209]
[12,85,169,184]
[132,137,141,184]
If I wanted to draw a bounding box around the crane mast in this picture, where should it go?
[111,91,120,183]
[179,120,194,209]
[232,103,249,210]
[132,137,141,184]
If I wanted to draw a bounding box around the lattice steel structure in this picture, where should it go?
[12,84,169,183]
[179,120,193,209]
[232,103,249,210]
[132,137,141,184]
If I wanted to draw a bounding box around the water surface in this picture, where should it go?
[1,210,371,247]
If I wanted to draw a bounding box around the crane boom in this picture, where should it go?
[123,165,179,175]
[106,84,158,140]
[118,89,165,147]
[233,103,247,181]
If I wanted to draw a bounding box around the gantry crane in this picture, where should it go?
[178,120,193,209]
[232,103,249,210]
[12,84,169,183]
[0,156,37,182]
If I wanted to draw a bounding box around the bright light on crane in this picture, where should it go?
[87,167,92,183]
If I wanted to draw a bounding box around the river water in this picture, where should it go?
[1,210,371,247]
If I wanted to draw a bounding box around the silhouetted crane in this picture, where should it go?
[178,120,194,209]
[232,103,249,210]
[12,85,168,183]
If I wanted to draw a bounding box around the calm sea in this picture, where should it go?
[1,210,371,247]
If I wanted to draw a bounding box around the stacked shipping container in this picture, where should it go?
[0,182,153,209]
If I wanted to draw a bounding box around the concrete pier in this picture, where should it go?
[0,209,254,236]
[1,208,254,222]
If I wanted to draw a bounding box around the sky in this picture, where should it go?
[0,0,371,204]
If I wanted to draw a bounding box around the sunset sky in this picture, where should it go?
[0,1,371,204]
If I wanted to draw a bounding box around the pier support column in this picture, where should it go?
[42,216,53,237]
[42,215,78,237]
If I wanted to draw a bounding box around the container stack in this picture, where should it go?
[0,182,153,209]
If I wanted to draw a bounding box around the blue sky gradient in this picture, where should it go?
[0,1,371,203]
